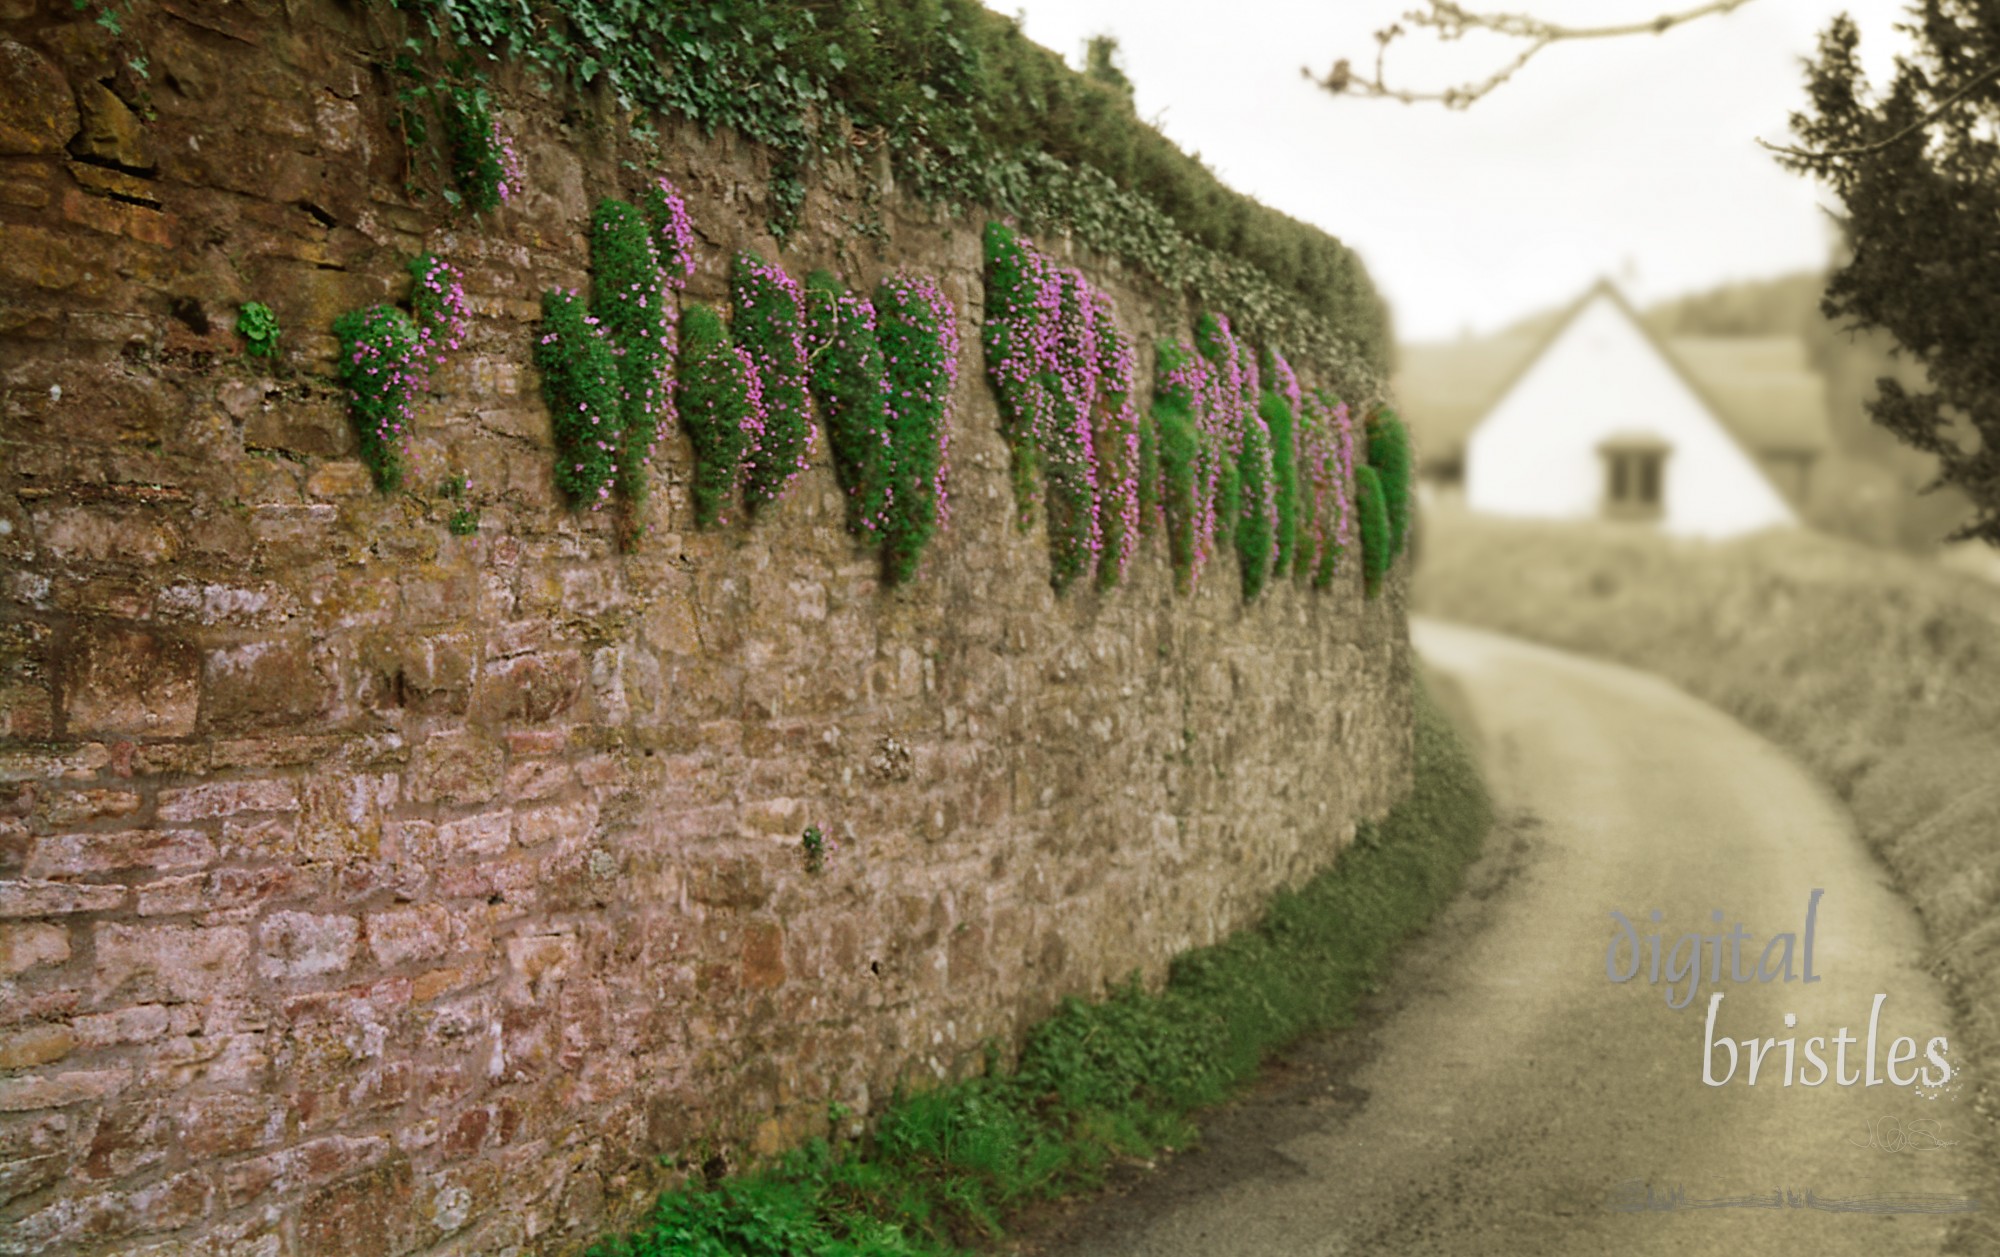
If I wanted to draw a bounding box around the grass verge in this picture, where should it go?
[589,684,1490,1256]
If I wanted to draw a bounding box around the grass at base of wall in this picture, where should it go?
[588,685,1490,1257]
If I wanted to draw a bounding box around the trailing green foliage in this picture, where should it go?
[383,0,1387,384]
[1235,412,1275,602]
[732,253,814,514]
[1153,342,1206,595]
[981,222,1048,529]
[1044,268,1101,594]
[438,81,521,213]
[237,301,280,358]
[1367,406,1412,561]
[677,304,761,529]
[1093,311,1140,590]
[875,273,960,586]
[590,684,1488,1256]
[1355,463,1390,599]
[803,271,894,540]
[331,304,422,492]
[1262,390,1299,579]
[590,198,674,505]
[535,289,624,508]
[1136,394,1160,541]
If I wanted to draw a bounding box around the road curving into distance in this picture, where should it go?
[1028,618,1981,1257]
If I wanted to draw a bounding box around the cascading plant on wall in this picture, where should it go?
[1043,266,1104,593]
[534,289,624,508]
[982,222,1058,529]
[588,197,674,506]
[1368,405,1414,562]
[1093,307,1140,590]
[804,270,894,540]
[1152,342,1210,594]
[331,251,473,494]
[875,272,961,585]
[732,252,816,515]
[677,304,766,528]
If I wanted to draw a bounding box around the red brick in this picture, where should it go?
[26,827,215,877]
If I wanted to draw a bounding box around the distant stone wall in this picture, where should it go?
[0,4,1413,1253]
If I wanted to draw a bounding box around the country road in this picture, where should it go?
[1027,619,1982,1256]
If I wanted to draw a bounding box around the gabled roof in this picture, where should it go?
[1395,279,1832,462]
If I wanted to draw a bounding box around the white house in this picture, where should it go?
[1403,280,1828,540]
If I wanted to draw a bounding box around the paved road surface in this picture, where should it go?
[1030,619,1980,1256]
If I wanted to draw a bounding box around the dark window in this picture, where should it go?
[1601,446,1666,519]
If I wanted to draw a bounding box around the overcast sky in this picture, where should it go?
[998,0,1913,343]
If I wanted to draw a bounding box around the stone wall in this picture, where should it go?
[0,3,1413,1253]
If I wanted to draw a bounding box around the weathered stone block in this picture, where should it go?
[0,922,69,975]
[257,912,360,981]
[61,624,200,738]
[0,41,75,156]
[92,923,249,1004]
[26,828,215,878]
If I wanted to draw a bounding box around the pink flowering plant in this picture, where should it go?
[803,270,894,539]
[1153,342,1213,592]
[332,304,423,493]
[1043,267,1104,593]
[641,178,698,284]
[1193,312,1250,550]
[440,84,522,214]
[677,304,766,528]
[731,253,814,515]
[407,252,469,379]
[1091,295,1140,591]
[1259,347,1302,579]
[1295,388,1357,589]
[981,223,1058,528]
[875,272,960,586]
[534,290,623,509]
[589,197,675,506]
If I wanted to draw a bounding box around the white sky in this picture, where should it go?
[998,0,1914,342]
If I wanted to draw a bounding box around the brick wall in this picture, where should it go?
[0,3,1413,1252]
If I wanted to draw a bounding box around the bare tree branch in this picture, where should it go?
[1303,0,1757,108]
[1759,60,2000,160]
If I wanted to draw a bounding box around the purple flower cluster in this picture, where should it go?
[1158,342,1219,586]
[408,252,469,380]
[645,178,697,284]
[1296,389,1358,586]
[982,225,1147,593]
[332,304,426,493]
[493,118,525,205]
[732,252,815,511]
[878,271,960,531]
[1093,311,1140,589]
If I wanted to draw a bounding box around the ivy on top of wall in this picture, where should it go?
[375,0,1388,388]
